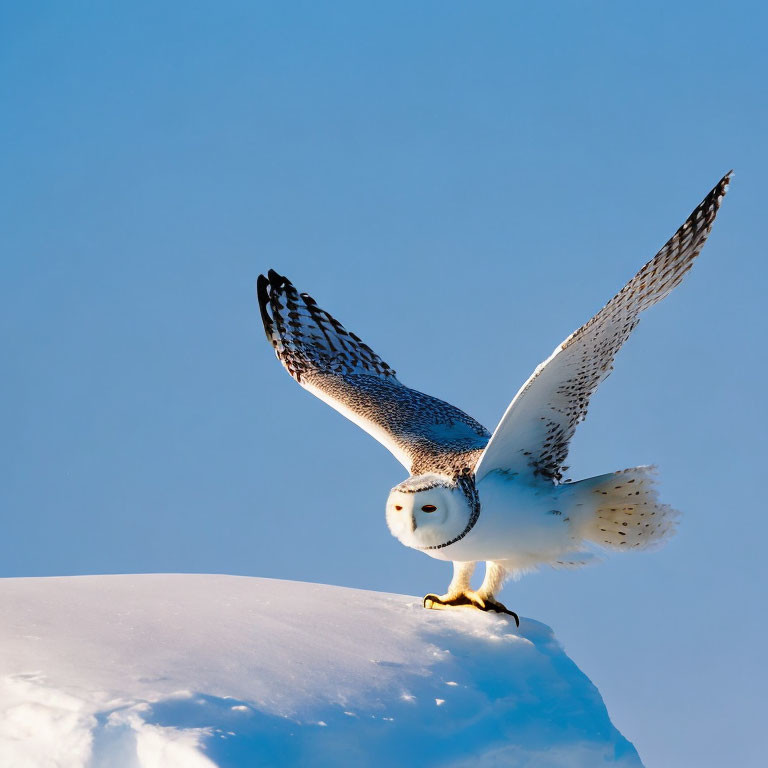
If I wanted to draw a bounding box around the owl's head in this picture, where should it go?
[386,473,473,550]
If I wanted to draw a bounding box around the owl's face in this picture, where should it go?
[386,480,472,550]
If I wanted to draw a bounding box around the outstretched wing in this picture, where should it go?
[473,172,732,484]
[258,270,490,476]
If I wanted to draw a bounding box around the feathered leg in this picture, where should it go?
[423,561,475,609]
[477,561,518,624]
[423,561,519,626]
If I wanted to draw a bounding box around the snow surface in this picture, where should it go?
[0,574,642,767]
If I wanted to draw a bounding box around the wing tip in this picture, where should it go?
[257,271,277,339]
[267,268,288,288]
[688,170,732,228]
[710,170,733,210]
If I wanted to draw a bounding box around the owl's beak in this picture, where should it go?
[409,513,417,533]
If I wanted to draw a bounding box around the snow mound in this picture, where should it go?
[0,575,642,767]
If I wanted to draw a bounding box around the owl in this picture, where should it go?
[258,173,731,624]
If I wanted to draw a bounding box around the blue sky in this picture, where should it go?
[1,2,766,765]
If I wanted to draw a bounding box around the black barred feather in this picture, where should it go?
[258,174,730,489]
[474,172,732,483]
[258,270,490,477]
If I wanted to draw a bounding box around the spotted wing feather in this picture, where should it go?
[258,270,490,476]
[474,172,732,483]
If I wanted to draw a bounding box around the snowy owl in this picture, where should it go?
[257,173,731,624]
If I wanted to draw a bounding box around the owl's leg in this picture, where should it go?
[423,562,518,625]
[477,561,518,625]
[423,561,478,610]
[424,560,516,627]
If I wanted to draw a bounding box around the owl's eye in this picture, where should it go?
[421,504,437,513]
[394,505,403,511]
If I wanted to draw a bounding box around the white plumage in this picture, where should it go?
[258,173,731,622]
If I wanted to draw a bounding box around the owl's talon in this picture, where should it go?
[423,592,482,610]
[424,593,481,609]
[484,600,520,626]
[423,591,518,625]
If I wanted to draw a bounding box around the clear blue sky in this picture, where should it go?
[1,2,765,765]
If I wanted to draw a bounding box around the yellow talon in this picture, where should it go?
[423,590,519,626]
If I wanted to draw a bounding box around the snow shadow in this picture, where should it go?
[92,614,641,767]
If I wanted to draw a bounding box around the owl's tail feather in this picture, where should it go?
[570,466,679,551]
